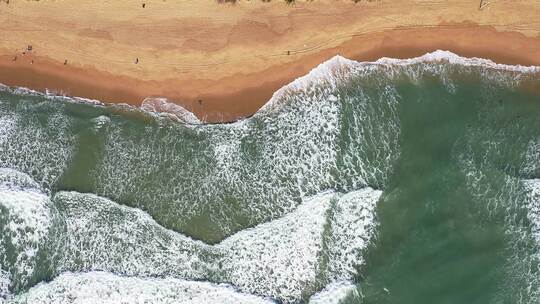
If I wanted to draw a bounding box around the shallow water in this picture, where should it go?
[0,51,539,303]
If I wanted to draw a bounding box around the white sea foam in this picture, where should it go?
[2,50,535,303]
[47,190,336,302]
[456,116,540,302]
[217,192,335,302]
[326,188,381,280]
[51,191,218,280]
[0,110,75,192]
[524,179,540,249]
[7,271,276,304]
[308,281,359,304]
[141,97,201,125]
[0,85,103,107]
[217,188,381,302]
[0,115,17,146]
[0,169,51,292]
[0,169,40,192]
[0,268,10,301]
[521,179,540,302]
[89,70,347,240]
[257,55,354,114]
[89,115,111,134]
[257,50,539,116]
[32,186,381,303]
[376,50,540,72]
[522,139,540,178]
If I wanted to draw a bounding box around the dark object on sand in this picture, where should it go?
[142,3,146,8]
[64,59,68,65]
[135,58,139,64]
[27,45,32,51]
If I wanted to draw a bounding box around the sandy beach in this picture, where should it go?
[1,0,539,122]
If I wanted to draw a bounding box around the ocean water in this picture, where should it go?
[0,51,539,303]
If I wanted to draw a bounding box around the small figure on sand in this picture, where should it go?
[64,59,68,65]
[287,50,290,55]
[142,3,146,8]
[27,45,32,52]
[198,99,203,105]
[135,57,139,64]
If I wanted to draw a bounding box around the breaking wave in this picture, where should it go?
[0,50,539,303]
[0,167,381,303]
[8,271,276,304]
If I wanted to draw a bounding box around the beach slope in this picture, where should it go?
[0,0,539,122]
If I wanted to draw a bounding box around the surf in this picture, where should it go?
[0,51,539,303]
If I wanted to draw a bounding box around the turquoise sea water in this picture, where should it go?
[0,51,539,303]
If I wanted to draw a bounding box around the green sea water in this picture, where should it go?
[0,51,539,303]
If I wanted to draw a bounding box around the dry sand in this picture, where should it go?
[1,0,539,122]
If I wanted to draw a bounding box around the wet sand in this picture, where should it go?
[1,0,540,122]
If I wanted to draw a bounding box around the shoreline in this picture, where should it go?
[1,1,540,122]
[3,46,539,127]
